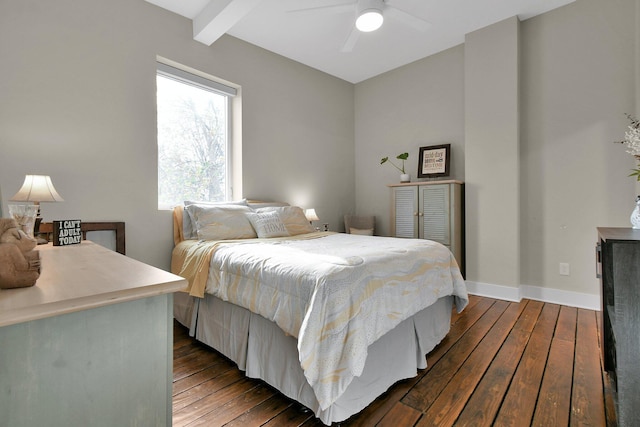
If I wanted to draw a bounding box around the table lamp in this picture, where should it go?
[10,175,64,244]
[305,208,319,228]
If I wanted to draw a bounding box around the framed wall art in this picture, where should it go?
[418,144,451,178]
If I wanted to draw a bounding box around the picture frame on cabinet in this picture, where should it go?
[418,144,451,178]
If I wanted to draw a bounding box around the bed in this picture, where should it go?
[171,201,468,425]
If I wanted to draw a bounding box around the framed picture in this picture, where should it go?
[418,144,451,178]
[52,220,82,246]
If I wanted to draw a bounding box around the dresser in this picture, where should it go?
[596,227,640,426]
[389,180,464,274]
[0,242,187,427]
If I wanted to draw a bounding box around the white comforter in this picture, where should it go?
[201,232,468,410]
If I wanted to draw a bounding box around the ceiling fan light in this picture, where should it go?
[356,9,383,32]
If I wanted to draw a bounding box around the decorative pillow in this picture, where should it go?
[186,204,256,240]
[350,227,374,236]
[256,206,315,236]
[246,210,289,238]
[183,199,248,239]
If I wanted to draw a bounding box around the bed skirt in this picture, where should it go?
[173,292,453,425]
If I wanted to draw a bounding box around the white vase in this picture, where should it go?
[631,196,640,229]
[400,173,410,183]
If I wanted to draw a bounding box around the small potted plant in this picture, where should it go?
[615,114,640,180]
[615,114,640,228]
[380,152,410,182]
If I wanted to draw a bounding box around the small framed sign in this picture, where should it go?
[53,220,82,246]
[418,144,451,178]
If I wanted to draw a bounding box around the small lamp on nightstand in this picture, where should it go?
[10,175,64,244]
[305,208,319,229]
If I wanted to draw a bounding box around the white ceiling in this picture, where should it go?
[146,0,575,83]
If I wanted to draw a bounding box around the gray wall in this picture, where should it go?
[354,0,638,305]
[0,0,354,269]
[465,17,520,288]
[519,0,636,296]
[354,45,465,235]
[1,0,637,305]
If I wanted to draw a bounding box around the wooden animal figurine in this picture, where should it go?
[0,218,41,289]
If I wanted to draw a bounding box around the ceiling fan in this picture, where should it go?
[286,0,430,52]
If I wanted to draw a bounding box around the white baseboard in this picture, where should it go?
[464,281,521,302]
[465,281,600,311]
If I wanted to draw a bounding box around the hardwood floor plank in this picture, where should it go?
[172,378,256,426]
[173,341,203,360]
[493,303,560,426]
[420,297,497,370]
[453,299,544,427]
[570,309,606,426]
[173,369,246,412]
[173,344,207,365]
[450,294,481,324]
[221,395,293,427]
[173,359,237,396]
[531,339,574,427]
[174,333,193,351]
[402,299,509,412]
[531,306,577,427]
[173,322,192,347]
[377,402,421,427]
[554,305,578,342]
[185,383,276,426]
[417,301,526,426]
[173,349,226,381]
[511,299,545,333]
[172,297,608,427]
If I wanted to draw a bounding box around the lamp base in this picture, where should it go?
[34,217,48,245]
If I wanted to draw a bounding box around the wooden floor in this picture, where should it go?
[172,295,616,426]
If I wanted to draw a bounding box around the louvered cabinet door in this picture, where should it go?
[392,186,418,238]
[389,181,464,276]
[419,184,450,245]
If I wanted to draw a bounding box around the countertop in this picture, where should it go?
[0,241,187,327]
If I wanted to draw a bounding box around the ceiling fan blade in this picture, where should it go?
[285,0,355,14]
[340,25,360,52]
[385,5,430,32]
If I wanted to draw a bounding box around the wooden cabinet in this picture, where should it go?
[0,242,187,427]
[389,181,464,273]
[596,227,640,427]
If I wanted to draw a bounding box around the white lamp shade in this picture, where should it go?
[10,175,64,203]
[356,9,384,32]
[305,208,319,222]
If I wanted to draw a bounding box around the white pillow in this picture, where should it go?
[256,206,315,236]
[350,227,374,236]
[183,199,247,239]
[187,204,256,240]
[247,201,289,209]
[246,210,289,238]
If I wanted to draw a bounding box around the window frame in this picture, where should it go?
[156,62,237,210]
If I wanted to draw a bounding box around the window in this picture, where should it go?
[156,62,237,209]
